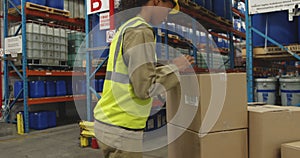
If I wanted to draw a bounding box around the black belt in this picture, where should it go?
[96,120,144,132]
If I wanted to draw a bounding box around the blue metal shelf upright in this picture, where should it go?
[245,0,300,102]
[84,0,113,122]
[3,0,29,132]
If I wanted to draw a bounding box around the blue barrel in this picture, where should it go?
[47,111,56,128]
[66,80,73,95]
[29,81,45,98]
[252,11,298,47]
[91,79,99,92]
[28,0,46,6]
[213,36,224,48]
[194,0,204,6]
[205,0,213,11]
[213,0,226,18]
[30,111,48,130]
[56,80,67,96]
[46,81,56,97]
[14,81,23,98]
[77,80,87,94]
[199,32,207,44]
[46,0,64,9]
[98,79,104,92]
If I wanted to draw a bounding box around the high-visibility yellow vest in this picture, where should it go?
[94,17,155,129]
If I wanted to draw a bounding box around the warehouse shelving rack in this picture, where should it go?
[245,0,300,102]
[166,0,246,71]
[3,0,86,133]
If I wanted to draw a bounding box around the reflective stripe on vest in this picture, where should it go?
[94,17,154,129]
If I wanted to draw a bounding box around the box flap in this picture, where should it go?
[248,105,294,113]
[282,141,300,150]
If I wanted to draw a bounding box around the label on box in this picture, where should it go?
[5,36,22,54]
[184,95,198,107]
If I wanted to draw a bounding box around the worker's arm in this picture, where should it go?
[123,26,181,99]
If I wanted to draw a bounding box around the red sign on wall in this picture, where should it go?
[87,0,109,15]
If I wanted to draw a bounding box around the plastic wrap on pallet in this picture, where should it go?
[252,11,298,47]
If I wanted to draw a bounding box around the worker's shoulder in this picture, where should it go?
[125,24,154,36]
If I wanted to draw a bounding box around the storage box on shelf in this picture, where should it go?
[9,21,68,67]
[4,0,87,133]
[67,31,85,67]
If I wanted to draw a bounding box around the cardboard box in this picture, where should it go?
[281,141,300,158]
[167,73,248,134]
[168,123,248,158]
[248,105,300,158]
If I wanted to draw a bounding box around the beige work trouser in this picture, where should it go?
[94,120,143,158]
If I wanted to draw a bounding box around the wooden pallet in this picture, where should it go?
[8,2,70,17]
[242,44,300,59]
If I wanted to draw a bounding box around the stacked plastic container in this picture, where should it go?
[27,111,56,130]
[67,31,85,67]
[9,22,68,66]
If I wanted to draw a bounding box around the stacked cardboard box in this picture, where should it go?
[281,141,300,158]
[167,73,248,158]
[248,105,300,158]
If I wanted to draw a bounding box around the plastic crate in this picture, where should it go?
[47,111,56,128]
[30,111,48,130]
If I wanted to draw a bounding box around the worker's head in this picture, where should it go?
[117,0,179,25]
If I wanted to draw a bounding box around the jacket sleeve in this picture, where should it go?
[123,26,180,99]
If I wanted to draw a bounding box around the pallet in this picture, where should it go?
[27,65,69,71]
[8,2,70,17]
[242,44,300,59]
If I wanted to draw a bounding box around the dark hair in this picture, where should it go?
[115,0,149,27]
[115,0,174,27]
[117,0,149,12]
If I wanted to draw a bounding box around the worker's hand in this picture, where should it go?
[171,55,195,71]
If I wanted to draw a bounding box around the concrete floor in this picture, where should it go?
[0,123,168,158]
